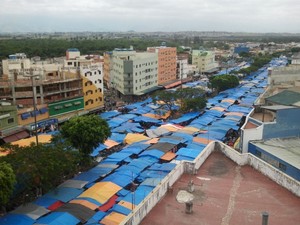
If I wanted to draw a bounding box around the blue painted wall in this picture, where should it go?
[263,108,300,140]
[249,143,300,181]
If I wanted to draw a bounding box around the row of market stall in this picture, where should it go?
[0,57,287,225]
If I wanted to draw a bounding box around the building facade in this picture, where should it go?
[192,50,219,74]
[111,50,158,98]
[147,47,177,85]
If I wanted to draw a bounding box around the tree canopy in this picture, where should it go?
[60,115,111,159]
[0,143,80,207]
[0,162,16,208]
[152,87,207,117]
[210,74,239,92]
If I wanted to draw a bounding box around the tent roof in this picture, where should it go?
[10,134,52,147]
[0,214,34,225]
[43,187,83,203]
[59,179,88,189]
[69,199,99,210]
[78,182,121,204]
[35,212,80,225]
[147,142,177,153]
[124,133,150,145]
[160,152,177,161]
[100,212,127,225]
[11,203,50,220]
[54,203,95,224]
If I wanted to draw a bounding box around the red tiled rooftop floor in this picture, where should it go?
[140,151,300,225]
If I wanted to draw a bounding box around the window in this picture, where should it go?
[68,62,72,65]
[8,118,14,124]
[54,105,63,110]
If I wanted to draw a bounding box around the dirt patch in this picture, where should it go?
[192,189,206,202]
[207,159,229,177]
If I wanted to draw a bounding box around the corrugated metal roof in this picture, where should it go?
[251,137,300,169]
[265,90,300,106]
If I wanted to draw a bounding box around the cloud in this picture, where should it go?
[0,0,299,32]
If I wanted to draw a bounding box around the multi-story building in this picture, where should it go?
[147,47,177,85]
[0,50,104,143]
[111,50,159,100]
[64,49,104,113]
[192,50,219,74]
[176,54,189,80]
[103,52,113,88]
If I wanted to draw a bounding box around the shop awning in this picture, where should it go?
[2,130,30,143]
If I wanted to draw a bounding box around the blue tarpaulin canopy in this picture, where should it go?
[109,133,126,143]
[0,214,34,225]
[148,163,176,172]
[85,211,107,225]
[35,196,58,208]
[170,112,200,124]
[139,149,164,159]
[110,204,132,216]
[35,212,80,225]
[43,187,83,203]
[141,178,162,187]
[133,116,162,124]
[72,171,102,185]
[99,111,121,120]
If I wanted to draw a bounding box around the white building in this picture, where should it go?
[192,50,219,74]
[111,50,158,96]
[2,53,31,78]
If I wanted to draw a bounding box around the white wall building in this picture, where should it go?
[111,50,158,96]
[2,53,31,78]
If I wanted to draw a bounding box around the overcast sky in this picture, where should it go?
[0,0,299,33]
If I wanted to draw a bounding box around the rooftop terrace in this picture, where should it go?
[141,151,300,225]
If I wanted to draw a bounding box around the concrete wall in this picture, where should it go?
[121,141,300,225]
[121,162,185,225]
[247,154,300,196]
[263,108,300,139]
[240,110,264,153]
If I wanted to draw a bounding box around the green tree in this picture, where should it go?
[1,143,80,204]
[210,75,239,92]
[152,87,207,116]
[0,162,16,211]
[152,90,178,118]
[60,115,111,160]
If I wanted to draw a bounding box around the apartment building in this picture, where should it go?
[103,52,113,88]
[0,50,104,142]
[177,53,189,80]
[147,47,177,85]
[192,50,219,74]
[111,50,159,99]
[64,49,104,112]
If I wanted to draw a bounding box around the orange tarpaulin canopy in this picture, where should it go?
[117,200,135,210]
[145,138,159,144]
[160,124,183,132]
[210,106,225,112]
[178,126,200,134]
[193,137,213,145]
[78,182,121,204]
[104,139,119,149]
[224,112,244,117]
[143,111,171,120]
[221,98,236,104]
[10,134,52,147]
[69,199,98,210]
[124,133,150,145]
[161,151,176,161]
[100,212,127,225]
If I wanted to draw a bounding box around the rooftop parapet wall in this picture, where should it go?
[121,141,300,225]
